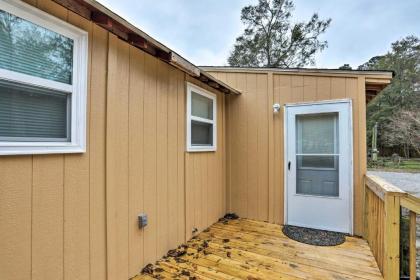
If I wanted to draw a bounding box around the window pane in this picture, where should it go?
[297,155,336,169]
[191,91,213,120]
[0,9,73,84]
[296,155,339,197]
[296,113,338,154]
[191,120,213,146]
[0,79,69,140]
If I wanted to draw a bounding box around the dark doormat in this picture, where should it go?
[282,225,346,246]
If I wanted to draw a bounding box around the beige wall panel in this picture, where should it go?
[256,74,269,221]
[106,34,130,280]
[0,2,228,279]
[220,93,227,218]
[317,76,332,100]
[31,4,67,280]
[177,71,186,245]
[303,76,317,102]
[235,74,249,217]
[209,70,367,234]
[32,155,64,280]
[89,24,108,280]
[167,67,180,250]
[0,156,32,280]
[142,53,158,264]
[63,11,92,280]
[246,73,259,220]
[275,74,292,224]
[128,47,145,275]
[291,75,304,102]
[332,77,347,99]
[355,77,366,236]
[156,60,169,257]
[185,151,194,240]
[267,73,275,223]
[185,77,227,238]
[224,73,239,213]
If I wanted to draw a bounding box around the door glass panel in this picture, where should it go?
[296,113,339,197]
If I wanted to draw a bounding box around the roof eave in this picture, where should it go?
[201,66,394,79]
[51,0,240,95]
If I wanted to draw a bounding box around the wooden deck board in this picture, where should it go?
[132,218,383,280]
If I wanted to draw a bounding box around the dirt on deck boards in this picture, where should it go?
[133,218,383,280]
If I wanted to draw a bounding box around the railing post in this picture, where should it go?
[409,211,416,280]
[383,193,400,280]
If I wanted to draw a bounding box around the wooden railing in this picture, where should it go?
[364,174,420,280]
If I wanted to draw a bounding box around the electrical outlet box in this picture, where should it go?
[138,213,148,229]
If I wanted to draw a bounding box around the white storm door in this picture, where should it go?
[285,100,353,234]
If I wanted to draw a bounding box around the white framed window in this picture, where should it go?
[186,83,217,152]
[0,0,88,155]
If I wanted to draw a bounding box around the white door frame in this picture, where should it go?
[283,99,353,234]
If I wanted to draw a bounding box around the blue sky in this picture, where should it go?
[97,0,420,68]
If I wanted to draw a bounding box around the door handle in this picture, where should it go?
[288,161,291,170]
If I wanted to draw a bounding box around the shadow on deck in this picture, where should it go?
[134,218,383,279]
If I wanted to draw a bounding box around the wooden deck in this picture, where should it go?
[133,218,383,279]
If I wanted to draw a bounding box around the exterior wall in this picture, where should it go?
[209,70,367,236]
[0,1,226,280]
[185,76,227,240]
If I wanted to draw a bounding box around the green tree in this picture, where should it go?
[361,36,420,156]
[228,0,331,67]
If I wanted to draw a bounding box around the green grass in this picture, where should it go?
[368,157,420,172]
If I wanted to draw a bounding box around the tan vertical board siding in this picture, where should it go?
[0,157,32,279]
[274,75,292,224]
[303,76,317,102]
[89,24,108,280]
[357,77,367,235]
[225,73,238,214]
[209,70,366,235]
[0,2,230,279]
[256,74,269,221]
[267,73,274,223]
[247,74,258,220]
[143,53,158,264]
[106,34,130,280]
[184,77,227,238]
[31,2,67,280]
[156,60,169,258]
[128,47,145,275]
[272,75,284,224]
[177,71,186,246]
[64,11,91,280]
[32,155,65,280]
[167,66,180,250]
[220,93,227,219]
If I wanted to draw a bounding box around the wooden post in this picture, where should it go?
[410,211,417,280]
[383,194,400,280]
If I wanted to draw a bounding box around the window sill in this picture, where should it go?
[0,143,86,155]
[187,146,217,153]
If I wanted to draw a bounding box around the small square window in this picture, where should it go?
[187,83,216,152]
[0,1,88,155]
